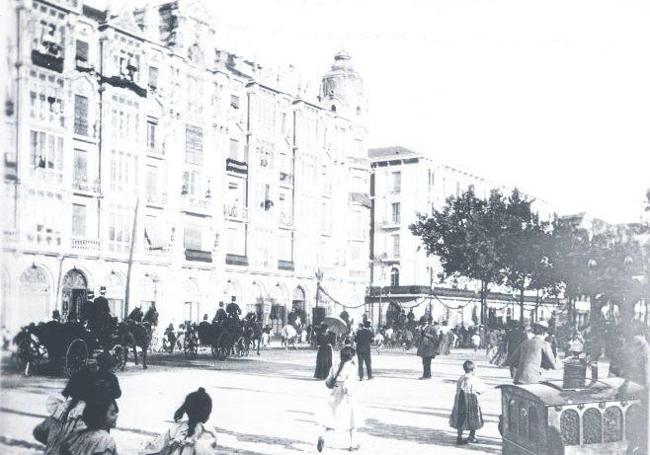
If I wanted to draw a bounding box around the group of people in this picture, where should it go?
[33,356,219,454]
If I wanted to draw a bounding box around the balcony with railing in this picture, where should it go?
[279,211,293,228]
[181,193,211,213]
[144,245,171,257]
[379,218,401,230]
[146,191,168,207]
[72,176,100,194]
[279,171,293,187]
[3,229,17,248]
[224,204,248,222]
[71,237,100,255]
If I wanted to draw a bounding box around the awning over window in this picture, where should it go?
[144,219,167,249]
[349,192,371,208]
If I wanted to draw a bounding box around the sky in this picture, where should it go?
[94,0,650,223]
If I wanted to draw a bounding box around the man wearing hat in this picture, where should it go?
[507,320,557,384]
[355,320,374,380]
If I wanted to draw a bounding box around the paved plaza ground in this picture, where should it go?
[0,345,568,455]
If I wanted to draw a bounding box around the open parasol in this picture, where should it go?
[321,315,348,335]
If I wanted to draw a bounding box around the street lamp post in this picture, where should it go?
[315,268,324,309]
[372,253,387,330]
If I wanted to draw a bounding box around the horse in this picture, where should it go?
[118,321,152,369]
[242,319,263,356]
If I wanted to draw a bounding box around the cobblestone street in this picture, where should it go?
[0,346,565,454]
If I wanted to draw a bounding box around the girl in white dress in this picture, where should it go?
[317,346,362,452]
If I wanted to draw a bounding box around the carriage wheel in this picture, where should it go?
[15,338,44,376]
[111,345,125,371]
[184,337,198,360]
[65,339,88,378]
[216,333,230,361]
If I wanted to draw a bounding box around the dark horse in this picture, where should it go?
[242,317,263,356]
[117,321,152,369]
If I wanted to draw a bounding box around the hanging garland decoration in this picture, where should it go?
[318,284,431,310]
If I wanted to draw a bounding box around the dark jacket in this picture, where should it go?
[417,325,440,358]
[355,328,374,354]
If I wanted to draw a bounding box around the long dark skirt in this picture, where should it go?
[449,391,483,431]
[314,344,332,379]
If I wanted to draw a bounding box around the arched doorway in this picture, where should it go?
[292,286,306,323]
[249,281,269,325]
[390,267,400,287]
[105,272,125,319]
[223,280,241,308]
[139,274,158,314]
[270,284,288,335]
[17,265,51,328]
[183,278,201,323]
[62,268,87,321]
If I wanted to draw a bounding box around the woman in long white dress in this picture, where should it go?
[317,346,362,452]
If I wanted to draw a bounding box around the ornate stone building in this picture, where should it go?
[2,0,370,334]
[367,146,557,327]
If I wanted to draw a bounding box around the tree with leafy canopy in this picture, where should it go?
[410,187,508,323]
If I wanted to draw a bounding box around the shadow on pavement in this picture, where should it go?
[213,425,308,452]
[360,418,501,453]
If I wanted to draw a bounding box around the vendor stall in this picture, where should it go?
[498,377,644,454]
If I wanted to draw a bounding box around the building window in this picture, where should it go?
[390,267,400,287]
[392,234,400,257]
[148,66,158,89]
[184,222,202,250]
[147,118,157,151]
[73,149,88,188]
[146,165,158,200]
[30,130,63,173]
[108,206,132,253]
[71,204,86,237]
[229,139,240,161]
[391,202,401,224]
[392,171,401,193]
[185,125,203,165]
[75,39,88,62]
[109,150,138,192]
[73,95,89,136]
[182,170,201,197]
[230,94,240,109]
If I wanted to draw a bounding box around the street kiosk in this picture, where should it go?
[498,377,644,455]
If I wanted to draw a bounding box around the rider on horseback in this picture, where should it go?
[128,306,144,323]
[143,303,159,326]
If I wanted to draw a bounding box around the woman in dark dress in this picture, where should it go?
[314,325,334,379]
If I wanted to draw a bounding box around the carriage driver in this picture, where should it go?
[128,305,144,323]
[226,297,241,320]
[212,302,227,324]
[88,287,114,346]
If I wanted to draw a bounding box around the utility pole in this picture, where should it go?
[124,197,140,316]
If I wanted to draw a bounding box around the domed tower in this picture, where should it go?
[320,51,365,120]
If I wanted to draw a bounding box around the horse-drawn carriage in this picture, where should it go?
[182,315,262,360]
[12,320,125,377]
[13,310,154,376]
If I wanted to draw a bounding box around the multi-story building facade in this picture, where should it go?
[367,146,557,326]
[1,0,370,334]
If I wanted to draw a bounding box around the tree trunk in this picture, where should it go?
[519,287,525,323]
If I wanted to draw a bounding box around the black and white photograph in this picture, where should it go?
[1,0,649,454]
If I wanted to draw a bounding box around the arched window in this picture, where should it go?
[390,268,399,287]
[560,409,580,446]
[603,407,622,442]
[583,408,602,444]
[18,265,51,325]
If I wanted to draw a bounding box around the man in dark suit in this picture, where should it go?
[213,301,227,324]
[355,320,374,380]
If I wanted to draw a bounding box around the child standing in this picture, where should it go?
[317,346,362,452]
[140,387,218,455]
[449,360,486,445]
[60,398,119,455]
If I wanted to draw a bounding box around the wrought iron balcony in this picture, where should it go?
[71,237,100,254]
[146,192,168,207]
[224,204,248,222]
[145,245,170,257]
[72,177,100,193]
[225,253,248,266]
[226,158,248,175]
[278,259,294,271]
[279,212,293,227]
